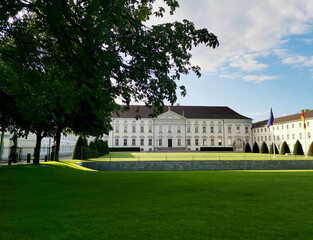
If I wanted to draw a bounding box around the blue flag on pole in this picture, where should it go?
[267,108,274,128]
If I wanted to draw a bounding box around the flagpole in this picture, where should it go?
[302,109,307,158]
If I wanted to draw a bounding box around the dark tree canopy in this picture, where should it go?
[0,0,218,163]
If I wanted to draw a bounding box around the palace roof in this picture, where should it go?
[112,105,251,120]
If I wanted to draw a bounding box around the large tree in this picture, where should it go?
[0,0,219,163]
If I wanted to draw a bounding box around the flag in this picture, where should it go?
[301,110,306,129]
[267,108,274,128]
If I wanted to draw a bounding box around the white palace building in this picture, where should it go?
[108,105,253,152]
[252,110,313,153]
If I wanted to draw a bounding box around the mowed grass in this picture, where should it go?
[91,152,313,161]
[1,161,313,239]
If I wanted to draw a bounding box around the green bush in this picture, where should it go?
[252,142,259,153]
[82,137,91,159]
[72,136,84,160]
[89,141,99,158]
[244,143,251,153]
[269,143,279,154]
[260,141,269,154]
[94,139,103,155]
[308,142,313,156]
[293,140,304,155]
[280,141,291,155]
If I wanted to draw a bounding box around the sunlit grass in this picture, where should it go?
[90,152,313,161]
[2,161,313,239]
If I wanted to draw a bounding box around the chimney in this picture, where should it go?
[182,110,185,117]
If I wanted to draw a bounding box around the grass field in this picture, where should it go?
[90,152,313,161]
[1,160,313,239]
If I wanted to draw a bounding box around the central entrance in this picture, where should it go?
[168,139,172,148]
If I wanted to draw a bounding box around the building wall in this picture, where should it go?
[252,118,312,153]
[108,110,252,151]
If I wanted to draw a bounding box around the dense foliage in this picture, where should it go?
[269,143,279,154]
[244,143,251,153]
[0,0,218,163]
[308,142,313,156]
[252,142,259,153]
[293,140,304,155]
[280,141,291,155]
[260,141,269,154]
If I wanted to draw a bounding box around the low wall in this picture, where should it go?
[81,160,313,171]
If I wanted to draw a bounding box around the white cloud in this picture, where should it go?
[282,55,308,64]
[149,0,313,73]
[303,57,313,67]
[243,75,279,83]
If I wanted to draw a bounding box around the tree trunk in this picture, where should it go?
[33,130,43,164]
[54,126,62,161]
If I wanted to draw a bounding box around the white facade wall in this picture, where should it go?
[252,118,312,153]
[108,110,252,151]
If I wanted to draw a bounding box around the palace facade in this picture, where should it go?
[108,105,253,151]
[252,110,313,153]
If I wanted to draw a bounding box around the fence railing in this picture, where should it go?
[97,154,313,162]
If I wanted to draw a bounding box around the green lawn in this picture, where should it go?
[90,152,313,161]
[1,161,313,239]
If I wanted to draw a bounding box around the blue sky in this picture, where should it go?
[147,0,313,122]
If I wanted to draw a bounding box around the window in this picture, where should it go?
[203,126,206,133]
[277,126,279,130]
[187,126,191,133]
[115,139,119,146]
[299,123,302,128]
[195,139,199,146]
[269,136,271,141]
[218,139,222,146]
[203,139,207,146]
[195,126,198,133]
[218,126,222,134]
[210,126,214,133]
[187,139,191,146]
[261,136,263,141]
[177,139,182,146]
[300,133,302,139]
[115,125,119,133]
[168,126,172,133]
[257,136,260,142]
[228,127,232,134]
[273,135,275,141]
[292,124,294,128]
[286,125,289,129]
[245,127,248,134]
[277,136,280,141]
[265,136,267,141]
[132,139,136,146]
[228,138,232,146]
[158,139,162,146]
[124,139,127,146]
[159,126,162,133]
[308,132,311,139]
[292,134,295,140]
[149,126,152,133]
[281,125,284,130]
[282,135,284,140]
[177,126,181,133]
[149,139,152,146]
[124,125,127,133]
[307,122,310,127]
[132,126,136,133]
[211,139,214,146]
[236,126,240,133]
[140,139,144,146]
[140,126,144,133]
[287,134,289,140]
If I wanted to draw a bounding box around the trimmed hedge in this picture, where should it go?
[244,143,251,153]
[89,141,99,158]
[200,147,233,152]
[269,143,279,154]
[260,141,269,154]
[280,141,291,155]
[252,142,259,153]
[293,140,304,155]
[72,136,84,160]
[109,147,141,152]
[308,142,313,156]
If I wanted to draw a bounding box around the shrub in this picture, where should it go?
[252,142,259,153]
[308,142,313,156]
[72,136,84,160]
[293,140,304,155]
[89,141,99,158]
[260,141,269,154]
[94,139,103,155]
[269,143,279,154]
[280,141,290,155]
[244,143,251,153]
